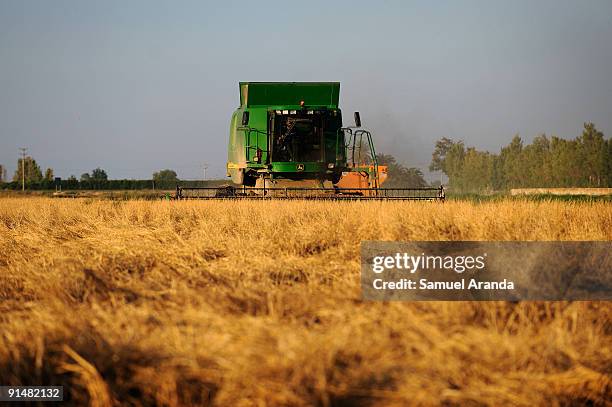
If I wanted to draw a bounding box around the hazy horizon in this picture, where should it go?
[1,0,611,181]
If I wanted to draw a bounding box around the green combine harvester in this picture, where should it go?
[177,82,444,200]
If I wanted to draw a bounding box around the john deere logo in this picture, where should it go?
[296,164,304,171]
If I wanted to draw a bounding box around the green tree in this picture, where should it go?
[429,137,456,173]
[153,169,179,183]
[403,167,428,188]
[429,124,609,191]
[91,168,108,181]
[443,141,466,188]
[460,148,495,192]
[80,173,91,182]
[520,134,551,187]
[499,134,523,188]
[13,156,43,184]
[0,164,6,183]
[44,168,54,182]
[429,138,470,190]
[377,154,427,187]
[577,122,607,186]
[550,137,568,187]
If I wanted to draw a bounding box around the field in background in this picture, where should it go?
[511,188,612,196]
[0,189,173,200]
[1,198,611,406]
[2,187,611,203]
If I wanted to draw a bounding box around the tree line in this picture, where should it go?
[0,152,431,190]
[2,122,610,191]
[1,157,55,184]
[430,122,611,192]
[376,154,428,188]
[0,161,188,190]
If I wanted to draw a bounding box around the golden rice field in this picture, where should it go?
[0,197,610,406]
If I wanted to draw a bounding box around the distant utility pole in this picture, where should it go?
[19,147,27,191]
[203,163,208,180]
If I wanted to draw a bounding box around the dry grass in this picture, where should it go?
[0,197,610,406]
[510,188,612,196]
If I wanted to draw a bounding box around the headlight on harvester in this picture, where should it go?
[327,163,335,169]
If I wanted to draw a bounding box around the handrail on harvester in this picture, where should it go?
[337,127,380,188]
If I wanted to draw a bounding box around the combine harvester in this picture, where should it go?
[177,82,443,200]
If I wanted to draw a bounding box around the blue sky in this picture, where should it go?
[1,0,611,180]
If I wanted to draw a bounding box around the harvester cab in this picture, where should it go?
[226,82,345,188]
